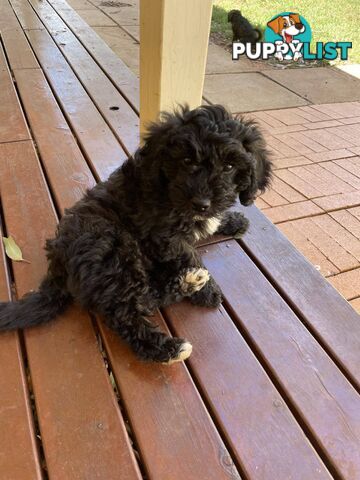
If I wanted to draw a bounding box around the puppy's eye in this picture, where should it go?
[183,157,192,165]
[223,164,234,172]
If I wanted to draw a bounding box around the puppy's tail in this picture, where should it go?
[0,277,72,331]
[254,28,262,41]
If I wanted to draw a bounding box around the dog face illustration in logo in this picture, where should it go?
[267,13,305,60]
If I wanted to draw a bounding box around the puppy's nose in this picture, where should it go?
[295,22,303,29]
[191,198,211,213]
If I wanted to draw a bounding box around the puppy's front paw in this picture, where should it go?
[190,278,223,307]
[179,267,210,295]
[219,212,249,238]
[162,340,193,365]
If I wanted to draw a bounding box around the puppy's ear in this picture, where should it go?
[237,119,272,206]
[267,16,282,34]
[289,13,301,24]
[141,106,188,155]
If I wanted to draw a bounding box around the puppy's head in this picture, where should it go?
[140,105,272,218]
[228,9,242,23]
[267,13,304,36]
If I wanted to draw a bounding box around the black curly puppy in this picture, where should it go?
[0,105,271,364]
[228,9,261,45]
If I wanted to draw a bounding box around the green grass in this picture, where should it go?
[212,0,359,63]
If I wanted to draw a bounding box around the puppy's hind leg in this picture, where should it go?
[104,308,192,364]
[190,276,223,308]
[163,267,223,308]
[69,232,192,365]
[156,265,211,307]
[179,267,210,295]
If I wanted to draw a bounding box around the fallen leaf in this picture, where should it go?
[2,236,30,263]
[109,372,117,390]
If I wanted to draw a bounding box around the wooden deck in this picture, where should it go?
[0,1,359,479]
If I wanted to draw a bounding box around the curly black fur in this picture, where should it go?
[0,105,272,363]
[228,9,262,44]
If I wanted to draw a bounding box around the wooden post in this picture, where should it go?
[140,0,213,135]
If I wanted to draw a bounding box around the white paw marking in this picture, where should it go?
[180,268,210,294]
[163,342,192,365]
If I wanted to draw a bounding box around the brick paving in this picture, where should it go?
[60,0,360,314]
[255,102,360,311]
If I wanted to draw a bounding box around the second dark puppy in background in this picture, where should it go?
[228,9,261,45]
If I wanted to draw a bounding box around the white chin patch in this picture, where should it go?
[205,217,222,236]
[193,216,221,241]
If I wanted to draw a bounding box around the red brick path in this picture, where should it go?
[254,102,360,313]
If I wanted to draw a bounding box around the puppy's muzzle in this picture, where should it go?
[191,198,211,213]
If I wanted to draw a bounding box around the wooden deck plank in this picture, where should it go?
[0,0,20,30]
[0,27,39,69]
[23,28,127,180]
[0,141,142,480]
[0,227,43,480]
[6,0,130,174]
[238,204,360,389]
[99,313,242,480]
[0,331,43,480]
[200,240,360,479]
[25,307,142,480]
[9,0,44,29]
[0,46,30,143]
[14,68,96,210]
[47,0,140,110]
[0,0,39,69]
[21,0,140,154]
[164,302,331,480]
